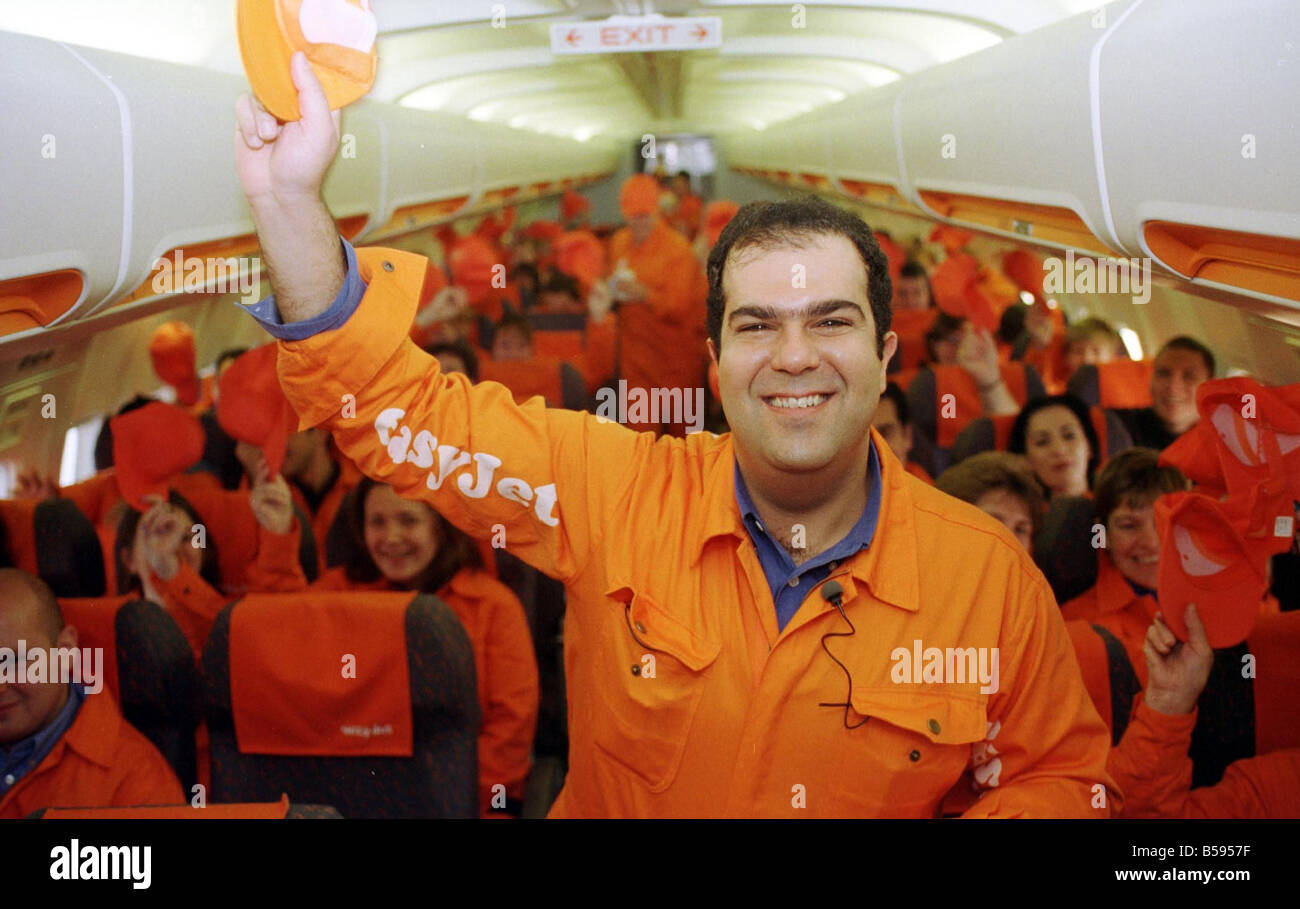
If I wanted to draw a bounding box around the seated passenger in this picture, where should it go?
[1111,336,1214,450]
[307,479,539,819]
[1108,606,1300,818]
[1059,449,1188,670]
[934,452,1045,554]
[0,569,184,818]
[1063,317,1123,381]
[872,382,931,482]
[490,311,535,363]
[892,260,934,312]
[424,339,480,382]
[1008,394,1100,499]
[113,494,226,657]
[924,312,965,366]
[534,273,586,314]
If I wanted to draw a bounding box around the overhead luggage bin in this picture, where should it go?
[898,2,1137,257]
[1098,0,1300,306]
[0,33,127,335]
[68,44,378,312]
[821,82,920,214]
[359,103,475,242]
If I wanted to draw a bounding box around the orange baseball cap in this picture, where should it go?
[236,0,379,122]
[1199,378,1300,500]
[1001,250,1046,302]
[621,174,661,218]
[217,345,297,477]
[561,190,591,223]
[522,220,564,243]
[554,231,606,294]
[112,403,206,511]
[448,235,501,304]
[149,321,200,406]
[1155,491,1269,648]
[929,225,974,253]
[930,253,998,332]
[705,201,740,248]
[1160,420,1228,498]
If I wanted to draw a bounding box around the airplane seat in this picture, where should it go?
[480,357,568,408]
[1091,405,1135,466]
[946,414,1018,467]
[559,361,591,411]
[1065,621,1142,746]
[30,795,342,818]
[1032,495,1099,605]
[528,312,588,361]
[576,319,618,394]
[1067,360,1155,409]
[907,362,1045,478]
[201,592,480,818]
[58,596,200,790]
[0,498,107,597]
[324,487,362,569]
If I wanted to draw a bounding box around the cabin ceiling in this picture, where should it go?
[2,0,1108,143]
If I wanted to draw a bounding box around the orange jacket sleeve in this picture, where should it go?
[1108,696,1300,818]
[276,247,647,589]
[242,520,309,594]
[475,586,540,815]
[152,561,229,658]
[960,573,1118,818]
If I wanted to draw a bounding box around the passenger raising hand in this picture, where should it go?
[241,447,295,536]
[957,324,1018,415]
[1143,604,1215,715]
[135,497,199,583]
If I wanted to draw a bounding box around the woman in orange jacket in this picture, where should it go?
[274,476,539,818]
[111,470,308,659]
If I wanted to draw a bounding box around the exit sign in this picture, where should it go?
[551,16,722,55]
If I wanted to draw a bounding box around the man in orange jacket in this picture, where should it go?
[606,174,708,435]
[0,569,184,818]
[231,57,1114,817]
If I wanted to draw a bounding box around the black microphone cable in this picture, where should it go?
[816,578,869,729]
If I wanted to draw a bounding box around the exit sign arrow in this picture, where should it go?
[551,15,723,55]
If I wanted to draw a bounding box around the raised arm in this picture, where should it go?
[234,52,345,323]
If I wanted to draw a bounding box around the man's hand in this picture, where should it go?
[588,279,614,323]
[1143,605,1215,715]
[235,53,341,207]
[415,286,471,329]
[249,469,296,536]
[234,52,347,324]
[957,325,1019,416]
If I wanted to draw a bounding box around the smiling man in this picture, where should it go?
[232,55,1114,817]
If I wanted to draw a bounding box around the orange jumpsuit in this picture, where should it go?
[270,246,1116,818]
[303,565,539,818]
[0,689,185,818]
[607,219,707,434]
[1109,695,1300,818]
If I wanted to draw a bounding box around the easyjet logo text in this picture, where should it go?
[374,408,559,527]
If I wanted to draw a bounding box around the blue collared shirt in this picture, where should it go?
[241,237,368,340]
[0,683,86,797]
[735,441,883,632]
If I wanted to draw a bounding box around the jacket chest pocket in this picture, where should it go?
[825,688,988,818]
[591,588,720,793]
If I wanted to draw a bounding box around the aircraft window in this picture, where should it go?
[60,414,105,487]
[1118,328,1143,360]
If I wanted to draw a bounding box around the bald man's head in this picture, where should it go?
[0,568,62,644]
[0,569,75,745]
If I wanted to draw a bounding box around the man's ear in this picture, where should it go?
[881,330,900,375]
[706,339,721,401]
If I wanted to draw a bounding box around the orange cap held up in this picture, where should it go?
[236,0,379,122]
[217,344,297,477]
[112,403,206,511]
[149,321,201,406]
